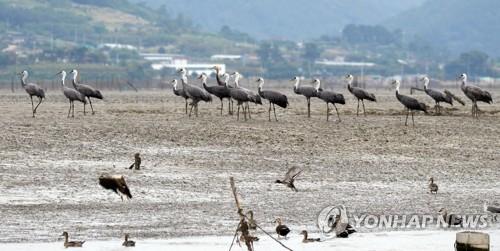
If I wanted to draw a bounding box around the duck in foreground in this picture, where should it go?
[300,230,321,243]
[274,218,291,239]
[61,232,85,248]
[122,233,136,247]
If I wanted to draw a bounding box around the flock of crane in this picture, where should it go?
[17,66,493,126]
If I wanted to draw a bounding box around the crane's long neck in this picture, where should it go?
[180,73,188,87]
[258,81,264,93]
[72,71,79,88]
[173,81,178,91]
[20,74,27,87]
[61,76,66,87]
[215,69,223,85]
[294,79,300,90]
[315,81,321,91]
[423,78,429,90]
[234,76,240,88]
[347,79,353,91]
[395,83,402,99]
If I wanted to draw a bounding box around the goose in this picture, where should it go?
[61,232,85,248]
[274,218,291,239]
[300,230,320,243]
[429,177,438,194]
[122,233,136,247]
[275,166,302,192]
[98,174,132,201]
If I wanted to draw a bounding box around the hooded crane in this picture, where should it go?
[346,74,376,116]
[393,80,428,126]
[232,72,262,119]
[225,73,253,121]
[199,73,231,116]
[257,77,288,121]
[213,66,233,114]
[275,166,302,192]
[418,76,453,114]
[313,79,345,122]
[56,70,86,118]
[171,79,189,114]
[70,69,103,115]
[19,70,45,118]
[292,76,319,118]
[178,68,212,117]
[61,232,85,248]
[459,73,492,118]
[98,174,132,201]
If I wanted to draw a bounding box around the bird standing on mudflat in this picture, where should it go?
[392,80,428,126]
[69,69,103,115]
[171,79,189,114]
[19,70,45,118]
[257,77,288,121]
[345,74,376,116]
[459,73,492,118]
[274,218,291,239]
[199,73,232,116]
[292,76,319,118]
[178,68,212,117]
[56,70,86,118]
[314,79,345,122]
[428,177,438,194]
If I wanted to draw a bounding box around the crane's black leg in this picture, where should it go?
[307,98,311,118]
[411,111,415,126]
[229,99,233,115]
[68,101,72,118]
[188,103,194,117]
[185,99,188,114]
[268,102,271,121]
[273,103,278,121]
[326,103,329,121]
[247,103,251,119]
[220,99,223,116]
[405,109,409,126]
[83,101,87,115]
[237,104,240,121]
[333,104,341,122]
[87,97,95,115]
[72,101,75,118]
[356,99,360,116]
[34,97,43,114]
[362,99,366,116]
[30,96,35,117]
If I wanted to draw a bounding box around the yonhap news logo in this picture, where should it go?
[317,205,493,238]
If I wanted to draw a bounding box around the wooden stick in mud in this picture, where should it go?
[229,177,293,251]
